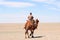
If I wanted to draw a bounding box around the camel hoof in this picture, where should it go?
[25,36,27,39]
[32,36,34,38]
[25,37,27,39]
[30,34,31,36]
[28,36,30,38]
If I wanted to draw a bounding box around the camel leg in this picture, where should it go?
[30,30,34,38]
[25,30,27,39]
[25,30,30,39]
[30,30,32,36]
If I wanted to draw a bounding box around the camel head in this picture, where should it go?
[36,19,39,24]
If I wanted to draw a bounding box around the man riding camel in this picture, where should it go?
[24,12,39,38]
[28,12,34,21]
[27,12,35,26]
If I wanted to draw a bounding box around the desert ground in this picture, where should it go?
[0,23,60,40]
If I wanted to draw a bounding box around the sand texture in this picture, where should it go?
[0,23,60,40]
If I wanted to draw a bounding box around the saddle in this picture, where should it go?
[26,19,35,27]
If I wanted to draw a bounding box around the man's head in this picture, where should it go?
[30,12,32,15]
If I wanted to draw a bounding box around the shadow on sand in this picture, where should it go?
[32,36,45,38]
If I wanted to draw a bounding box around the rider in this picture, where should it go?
[27,12,35,25]
[28,12,34,21]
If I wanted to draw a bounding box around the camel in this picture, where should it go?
[24,19,39,38]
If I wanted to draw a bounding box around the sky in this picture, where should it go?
[0,0,60,23]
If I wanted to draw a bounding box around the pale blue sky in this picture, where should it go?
[0,0,60,23]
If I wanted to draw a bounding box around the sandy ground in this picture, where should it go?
[0,23,60,40]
